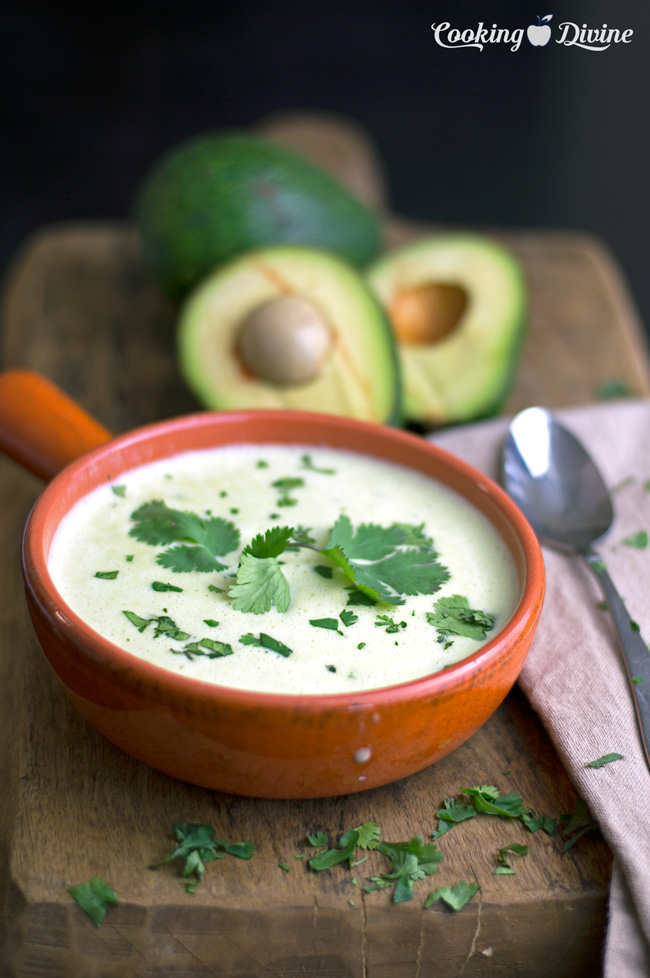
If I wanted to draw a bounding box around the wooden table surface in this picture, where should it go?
[1,116,649,978]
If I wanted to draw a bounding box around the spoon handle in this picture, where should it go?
[585,551,650,768]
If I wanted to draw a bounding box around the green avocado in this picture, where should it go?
[177,246,401,426]
[134,132,382,301]
[366,234,527,426]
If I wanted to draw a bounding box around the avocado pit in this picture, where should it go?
[235,295,333,387]
[389,282,468,346]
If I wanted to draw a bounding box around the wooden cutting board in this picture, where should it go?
[1,113,648,978]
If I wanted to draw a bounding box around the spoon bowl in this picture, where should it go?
[502,405,650,768]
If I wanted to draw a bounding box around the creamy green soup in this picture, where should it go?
[47,444,518,694]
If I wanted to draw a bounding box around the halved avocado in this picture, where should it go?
[177,246,401,426]
[366,235,526,425]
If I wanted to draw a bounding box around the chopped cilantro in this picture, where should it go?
[278,861,290,873]
[150,823,256,892]
[425,881,480,911]
[300,454,336,475]
[68,877,118,927]
[460,785,526,819]
[375,614,406,633]
[129,501,240,573]
[307,830,329,847]
[239,632,293,657]
[272,477,304,507]
[493,842,529,875]
[357,642,366,649]
[633,676,646,684]
[126,555,134,562]
[179,638,233,659]
[598,380,629,400]
[560,798,595,850]
[203,619,219,627]
[622,530,649,549]
[364,837,444,904]
[111,485,127,498]
[123,610,153,632]
[325,664,337,673]
[314,565,333,578]
[310,617,340,630]
[585,752,624,768]
[95,570,119,580]
[426,595,495,645]
[256,460,269,468]
[152,581,183,592]
[208,584,224,594]
[340,609,358,627]
[432,797,476,839]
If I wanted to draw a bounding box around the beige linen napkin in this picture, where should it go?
[429,399,650,978]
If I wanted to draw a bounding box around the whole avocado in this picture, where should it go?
[134,131,383,301]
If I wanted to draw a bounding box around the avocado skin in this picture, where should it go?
[134,132,383,301]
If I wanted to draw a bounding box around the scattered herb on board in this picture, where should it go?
[598,380,629,400]
[585,753,624,768]
[363,837,444,903]
[424,881,480,911]
[68,877,119,927]
[621,530,649,549]
[129,500,240,573]
[633,676,646,684]
[229,518,449,615]
[560,798,595,851]
[493,842,529,875]
[150,823,256,893]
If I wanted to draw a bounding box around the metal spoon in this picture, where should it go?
[502,405,650,770]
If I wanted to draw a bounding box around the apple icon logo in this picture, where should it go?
[527,14,553,46]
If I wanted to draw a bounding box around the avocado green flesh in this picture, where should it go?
[178,247,401,427]
[367,235,526,425]
[134,132,382,301]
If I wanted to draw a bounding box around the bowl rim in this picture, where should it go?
[22,407,544,711]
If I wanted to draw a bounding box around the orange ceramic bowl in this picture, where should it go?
[3,370,544,799]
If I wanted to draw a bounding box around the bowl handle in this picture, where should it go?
[0,369,112,481]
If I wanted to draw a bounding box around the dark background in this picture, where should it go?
[2,0,649,337]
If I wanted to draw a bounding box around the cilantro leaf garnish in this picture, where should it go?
[314,565,333,579]
[585,752,624,768]
[150,823,256,892]
[122,611,190,642]
[426,595,496,644]
[319,516,449,605]
[424,880,480,911]
[129,501,240,573]
[111,485,127,498]
[68,877,118,927]
[239,632,293,657]
[228,552,290,614]
[245,525,295,559]
[95,570,119,580]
